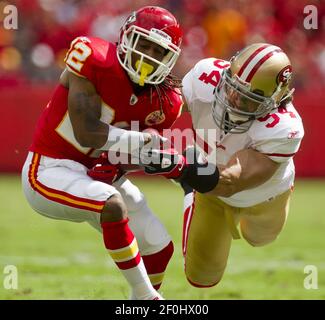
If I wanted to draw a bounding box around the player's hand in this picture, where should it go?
[141,146,220,193]
[142,130,168,148]
[87,153,124,185]
[131,130,169,164]
[141,148,186,180]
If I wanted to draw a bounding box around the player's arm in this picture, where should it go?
[209,148,280,197]
[61,37,156,153]
[61,70,152,152]
[63,71,108,149]
[140,146,280,195]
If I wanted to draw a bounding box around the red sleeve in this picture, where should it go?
[64,36,111,84]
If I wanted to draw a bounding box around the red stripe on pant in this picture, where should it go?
[28,153,105,213]
[182,194,195,257]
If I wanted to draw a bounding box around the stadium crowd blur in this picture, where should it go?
[0,0,324,91]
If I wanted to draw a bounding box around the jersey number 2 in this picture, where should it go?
[65,38,92,73]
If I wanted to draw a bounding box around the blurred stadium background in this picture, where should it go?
[0,0,324,299]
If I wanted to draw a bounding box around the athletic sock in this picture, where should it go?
[101,218,160,300]
[142,241,174,290]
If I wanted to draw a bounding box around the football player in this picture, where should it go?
[141,43,304,288]
[21,6,183,300]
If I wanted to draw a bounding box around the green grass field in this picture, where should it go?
[0,175,324,300]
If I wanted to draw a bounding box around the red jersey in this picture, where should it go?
[30,37,183,168]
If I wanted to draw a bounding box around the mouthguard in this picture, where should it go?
[135,60,154,86]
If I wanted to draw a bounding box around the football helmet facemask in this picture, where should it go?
[212,43,294,133]
[117,6,182,86]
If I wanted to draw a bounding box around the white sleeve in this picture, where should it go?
[182,69,195,113]
[182,58,230,112]
[250,103,304,163]
[253,136,303,163]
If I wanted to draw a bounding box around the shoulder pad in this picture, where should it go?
[250,103,304,162]
[250,103,304,141]
[182,58,230,104]
[65,36,113,79]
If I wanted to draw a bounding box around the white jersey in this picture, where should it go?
[182,58,304,207]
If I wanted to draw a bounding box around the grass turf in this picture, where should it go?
[0,175,324,300]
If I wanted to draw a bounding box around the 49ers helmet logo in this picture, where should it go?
[145,110,166,126]
[277,65,292,85]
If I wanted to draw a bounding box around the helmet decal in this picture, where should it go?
[277,65,293,85]
[237,45,282,82]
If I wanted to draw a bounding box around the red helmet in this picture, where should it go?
[117,6,182,85]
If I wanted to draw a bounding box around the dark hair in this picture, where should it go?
[151,73,183,114]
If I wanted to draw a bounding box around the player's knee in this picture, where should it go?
[128,205,171,254]
[144,216,171,249]
[118,180,147,212]
[101,194,128,223]
[247,238,277,247]
[185,270,224,288]
[242,226,281,247]
[243,234,278,247]
[184,258,225,288]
